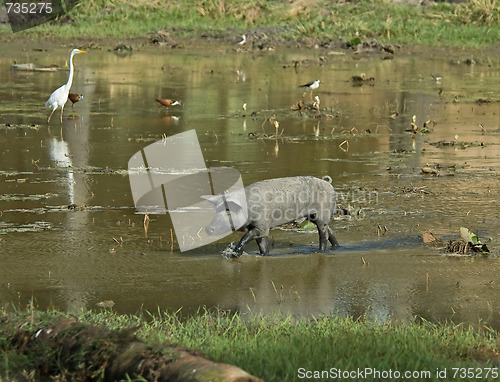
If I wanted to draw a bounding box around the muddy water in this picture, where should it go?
[1,43,500,328]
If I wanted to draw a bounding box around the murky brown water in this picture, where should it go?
[1,42,500,328]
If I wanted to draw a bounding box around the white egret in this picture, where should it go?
[45,48,87,123]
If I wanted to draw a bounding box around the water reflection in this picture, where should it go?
[0,44,499,327]
[49,136,75,204]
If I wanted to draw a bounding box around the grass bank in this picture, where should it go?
[1,308,499,381]
[1,0,500,47]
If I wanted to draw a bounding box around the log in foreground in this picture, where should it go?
[10,317,263,382]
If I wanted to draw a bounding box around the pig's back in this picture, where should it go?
[245,176,336,229]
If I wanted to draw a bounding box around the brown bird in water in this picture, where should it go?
[156,98,181,108]
[68,93,83,108]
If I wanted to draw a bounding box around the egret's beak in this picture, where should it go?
[77,50,88,54]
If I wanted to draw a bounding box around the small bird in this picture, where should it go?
[299,79,320,90]
[156,98,181,108]
[236,34,246,46]
[68,93,83,108]
[299,80,320,101]
[45,48,87,123]
[431,73,442,82]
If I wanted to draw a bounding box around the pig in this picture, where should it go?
[205,176,339,257]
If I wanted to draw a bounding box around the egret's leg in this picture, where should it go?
[60,105,64,123]
[47,107,57,123]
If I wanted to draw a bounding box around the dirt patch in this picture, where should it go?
[7,316,263,381]
[149,25,398,53]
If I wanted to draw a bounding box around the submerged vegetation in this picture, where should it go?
[0,0,499,47]
[1,308,499,381]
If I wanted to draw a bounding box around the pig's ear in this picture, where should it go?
[224,190,245,208]
[224,199,243,211]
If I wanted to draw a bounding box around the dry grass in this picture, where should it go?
[196,0,266,25]
[455,0,500,26]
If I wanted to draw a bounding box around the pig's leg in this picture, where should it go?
[234,228,262,257]
[313,220,330,250]
[256,236,269,256]
[327,226,340,248]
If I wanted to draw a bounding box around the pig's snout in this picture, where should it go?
[205,212,234,236]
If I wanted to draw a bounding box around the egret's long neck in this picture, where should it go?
[66,52,75,89]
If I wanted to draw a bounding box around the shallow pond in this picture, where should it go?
[1,42,500,328]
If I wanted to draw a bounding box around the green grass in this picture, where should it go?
[89,308,500,381]
[1,307,499,381]
[1,0,499,47]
